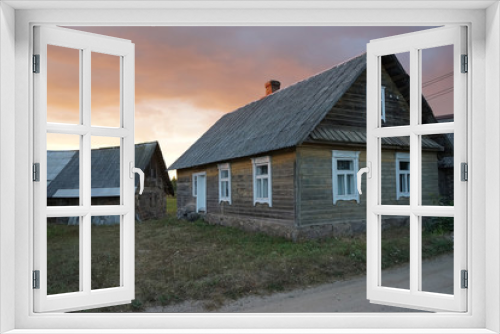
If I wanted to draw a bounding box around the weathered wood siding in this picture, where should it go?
[312,67,409,131]
[177,149,296,225]
[135,155,168,221]
[297,144,439,226]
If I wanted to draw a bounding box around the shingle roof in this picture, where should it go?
[47,142,174,198]
[170,54,367,170]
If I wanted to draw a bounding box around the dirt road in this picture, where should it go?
[147,253,453,313]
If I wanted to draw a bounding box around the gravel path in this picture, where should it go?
[146,253,453,313]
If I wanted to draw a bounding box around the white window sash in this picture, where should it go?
[366,25,467,312]
[332,151,360,204]
[32,25,136,313]
[252,157,272,206]
[218,163,231,204]
[396,152,410,199]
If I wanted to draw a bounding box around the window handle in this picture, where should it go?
[357,162,371,195]
[129,162,145,195]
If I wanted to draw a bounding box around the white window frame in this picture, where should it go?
[2,3,498,334]
[252,156,272,207]
[218,163,231,204]
[332,150,360,204]
[366,26,467,312]
[32,26,137,313]
[395,152,411,200]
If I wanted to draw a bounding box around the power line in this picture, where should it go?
[422,72,453,88]
[426,87,454,101]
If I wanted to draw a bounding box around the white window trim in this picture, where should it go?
[2,3,497,334]
[395,152,410,200]
[332,150,360,204]
[252,156,272,207]
[218,163,231,204]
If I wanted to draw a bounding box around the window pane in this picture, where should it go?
[381,215,410,290]
[91,137,121,206]
[421,45,454,124]
[346,174,354,195]
[400,174,407,193]
[47,216,80,295]
[47,133,80,206]
[47,45,80,124]
[421,134,453,206]
[91,52,121,127]
[221,181,229,198]
[262,178,269,198]
[337,175,345,195]
[256,179,262,198]
[337,160,353,171]
[91,216,120,290]
[257,165,268,176]
[381,52,410,127]
[421,217,454,294]
[381,137,410,205]
[221,169,229,179]
[194,177,197,196]
[399,161,410,170]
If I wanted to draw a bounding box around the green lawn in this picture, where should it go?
[46,213,453,312]
[166,196,177,214]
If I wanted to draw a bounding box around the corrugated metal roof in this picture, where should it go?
[308,126,443,150]
[170,54,367,170]
[47,142,174,198]
[53,187,122,198]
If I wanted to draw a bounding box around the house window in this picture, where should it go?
[252,156,272,206]
[381,85,386,122]
[396,152,410,199]
[192,174,198,197]
[218,163,231,204]
[332,150,360,204]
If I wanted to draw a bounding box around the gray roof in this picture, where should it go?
[47,142,174,198]
[47,151,76,186]
[170,54,367,170]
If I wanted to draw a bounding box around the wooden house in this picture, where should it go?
[48,141,175,224]
[170,54,450,240]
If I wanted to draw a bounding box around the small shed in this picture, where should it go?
[48,141,174,224]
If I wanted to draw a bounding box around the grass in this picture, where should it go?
[46,203,453,312]
[166,196,177,214]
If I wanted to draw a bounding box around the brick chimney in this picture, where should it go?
[265,80,281,96]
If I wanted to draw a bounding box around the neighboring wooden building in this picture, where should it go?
[48,141,174,224]
[170,54,450,240]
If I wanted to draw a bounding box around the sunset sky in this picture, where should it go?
[47,26,453,177]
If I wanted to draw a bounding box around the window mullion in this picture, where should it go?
[409,47,420,294]
[81,47,92,294]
